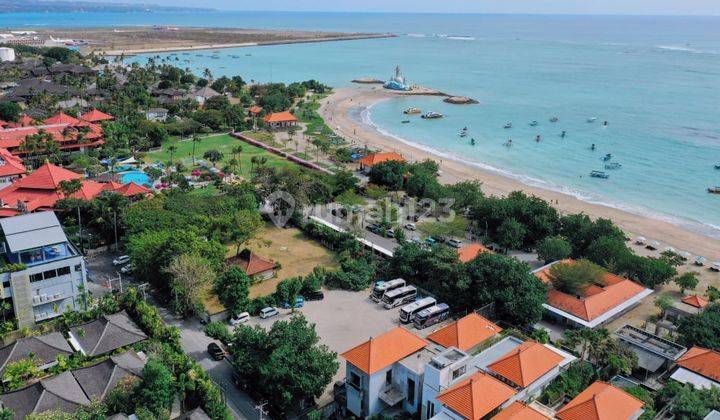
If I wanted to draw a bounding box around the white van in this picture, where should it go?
[229,312,250,325]
[259,307,279,319]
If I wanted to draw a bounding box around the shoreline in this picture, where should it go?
[319,86,720,260]
[99,33,394,56]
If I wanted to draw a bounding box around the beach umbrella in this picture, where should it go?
[679,251,692,261]
[634,236,646,245]
[663,246,676,254]
[695,256,706,266]
[647,240,660,250]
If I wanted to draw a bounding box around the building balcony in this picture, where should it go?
[32,293,67,307]
[34,310,62,322]
[378,384,404,407]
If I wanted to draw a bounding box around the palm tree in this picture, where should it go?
[231,145,243,173]
[203,68,213,83]
[167,144,178,165]
[250,156,258,171]
[191,135,201,166]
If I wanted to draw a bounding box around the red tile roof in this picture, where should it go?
[18,114,35,127]
[80,109,113,122]
[0,148,27,178]
[534,260,648,322]
[227,250,278,277]
[493,402,551,420]
[681,295,709,309]
[436,371,517,420]
[341,327,427,375]
[427,313,501,351]
[556,381,644,420]
[43,112,82,126]
[249,105,263,115]
[114,182,152,197]
[263,111,297,123]
[457,243,492,263]
[12,162,82,190]
[357,152,406,168]
[0,121,104,153]
[101,181,125,191]
[676,347,720,383]
[487,341,565,388]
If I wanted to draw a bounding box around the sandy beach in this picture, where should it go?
[320,86,720,261]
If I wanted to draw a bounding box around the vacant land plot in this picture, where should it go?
[244,224,340,298]
[143,133,295,177]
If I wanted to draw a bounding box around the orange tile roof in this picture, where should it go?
[676,347,720,382]
[43,112,82,126]
[0,147,27,178]
[556,381,644,420]
[80,109,114,122]
[427,313,502,351]
[70,180,105,200]
[341,327,427,375]
[249,105,263,115]
[436,371,517,420]
[681,295,709,309]
[263,111,297,123]
[114,182,152,197]
[357,152,406,167]
[493,402,550,420]
[12,162,82,190]
[487,341,565,388]
[534,260,648,322]
[457,243,492,263]
[228,250,278,277]
[102,181,125,191]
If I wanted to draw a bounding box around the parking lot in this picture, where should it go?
[246,287,452,406]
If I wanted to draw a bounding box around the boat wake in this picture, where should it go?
[656,45,720,55]
[359,103,720,240]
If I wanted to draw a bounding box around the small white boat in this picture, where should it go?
[605,162,622,170]
[421,111,444,119]
[550,116,559,123]
[504,122,512,129]
[404,107,421,115]
[459,132,468,137]
[587,117,598,123]
[529,121,539,127]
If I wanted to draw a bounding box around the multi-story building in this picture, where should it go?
[0,211,87,328]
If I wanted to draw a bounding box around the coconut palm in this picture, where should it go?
[167,144,178,165]
[191,135,201,166]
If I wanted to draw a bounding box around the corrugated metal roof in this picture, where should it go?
[0,211,68,252]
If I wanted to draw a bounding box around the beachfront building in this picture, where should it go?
[340,313,575,419]
[189,86,221,106]
[263,111,298,130]
[532,260,653,329]
[0,212,88,328]
[357,152,406,173]
[554,381,645,420]
[669,346,720,390]
[614,324,687,386]
[665,294,710,323]
[144,107,169,122]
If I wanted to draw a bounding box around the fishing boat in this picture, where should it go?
[403,107,421,115]
[714,164,720,169]
[529,121,539,127]
[550,116,559,123]
[421,112,444,119]
[605,162,622,170]
[401,120,410,124]
[601,153,612,161]
[504,139,513,147]
[587,117,598,123]
[459,131,468,137]
[708,187,720,194]
[504,122,512,129]
[590,171,609,179]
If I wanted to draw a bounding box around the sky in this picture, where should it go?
[98,0,720,15]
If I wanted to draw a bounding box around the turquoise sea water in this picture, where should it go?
[4,12,720,237]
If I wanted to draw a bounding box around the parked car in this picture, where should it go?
[259,307,279,319]
[281,296,305,309]
[112,255,131,266]
[229,312,250,326]
[385,229,396,238]
[365,223,380,232]
[447,239,463,249]
[425,237,437,246]
[120,263,135,274]
[404,223,417,231]
[305,290,325,301]
[207,342,225,361]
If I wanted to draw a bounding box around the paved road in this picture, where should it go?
[85,251,260,420]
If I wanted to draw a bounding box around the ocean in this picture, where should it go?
[4,11,720,237]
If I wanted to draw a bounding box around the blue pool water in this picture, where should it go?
[6,11,719,237]
[119,171,152,186]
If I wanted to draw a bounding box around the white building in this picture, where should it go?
[0,47,15,63]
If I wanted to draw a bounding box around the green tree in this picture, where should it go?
[368,160,406,191]
[203,149,224,167]
[537,236,572,263]
[191,134,202,166]
[625,386,656,420]
[675,271,700,294]
[0,101,21,121]
[137,359,175,418]
[276,277,304,312]
[496,218,526,250]
[163,253,215,317]
[549,259,605,296]
[230,315,338,412]
[166,143,178,165]
[215,267,252,316]
[679,304,720,351]
[2,357,39,390]
[654,292,673,320]
[707,285,720,302]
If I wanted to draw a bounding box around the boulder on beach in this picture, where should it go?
[352,77,385,84]
[443,96,479,105]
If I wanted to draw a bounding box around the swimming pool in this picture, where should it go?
[119,170,152,186]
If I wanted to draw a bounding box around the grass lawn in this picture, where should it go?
[143,133,296,178]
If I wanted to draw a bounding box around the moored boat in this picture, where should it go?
[529,120,539,127]
[421,111,444,119]
[605,162,622,169]
[504,122,512,129]
[590,170,609,179]
[550,116,559,123]
[587,117,598,123]
[403,107,421,115]
[708,187,720,194]
[601,153,612,161]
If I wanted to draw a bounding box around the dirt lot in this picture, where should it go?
[244,224,340,298]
